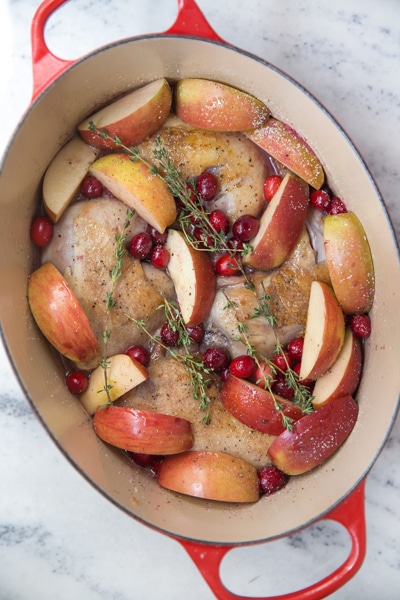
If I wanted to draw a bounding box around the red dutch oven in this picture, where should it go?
[0,1,399,598]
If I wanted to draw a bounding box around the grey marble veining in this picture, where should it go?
[0,1,399,598]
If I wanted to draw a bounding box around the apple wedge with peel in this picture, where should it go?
[90,153,176,233]
[175,78,270,132]
[242,173,309,271]
[268,395,359,475]
[220,373,303,436]
[28,262,98,365]
[324,212,375,314]
[157,450,260,503]
[93,406,193,455]
[246,118,324,189]
[80,354,149,415]
[78,78,172,149]
[312,328,362,408]
[43,137,100,223]
[299,281,345,382]
[164,229,216,325]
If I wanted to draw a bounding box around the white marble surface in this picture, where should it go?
[0,1,399,598]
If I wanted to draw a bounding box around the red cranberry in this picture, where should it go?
[128,232,153,259]
[215,253,241,276]
[196,171,219,201]
[253,361,275,388]
[227,238,244,252]
[220,368,230,382]
[349,313,371,338]
[66,370,89,394]
[287,337,304,362]
[329,197,348,215]
[194,227,215,249]
[272,352,293,373]
[125,345,150,367]
[263,175,282,201]
[186,324,205,344]
[229,355,257,379]
[160,323,179,347]
[232,215,260,242]
[150,245,170,269]
[258,465,288,496]
[80,175,103,199]
[30,215,53,247]
[146,225,168,245]
[310,189,331,212]
[272,376,294,399]
[293,362,314,387]
[203,346,230,371]
[128,452,156,468]
[209,210,230,236]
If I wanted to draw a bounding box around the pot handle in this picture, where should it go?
[178,479,366,600]
[30,0,223,101]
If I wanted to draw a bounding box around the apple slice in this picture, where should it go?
[93,406,193,455]
[246,118,324,189]
[299,281,345,381]
[90,153,176,233]
[164,229,216,325]
[242,173,309,271]
[28,262,98,365]
[268,395,359,475]
[78,78,172,149]
[157,450,260,503]
[175,78,270,131]
[42,137,100,223]
[220,373,303,436]
[324,212,375,314]
[312,328,362,408]
[79,354,149,415]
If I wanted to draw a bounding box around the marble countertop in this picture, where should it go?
[0,1,399,598]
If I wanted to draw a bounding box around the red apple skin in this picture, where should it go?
[312,328,362,408]
[78,78,172,150]
[157,450,260,503]
[267,395,359,475]
[93,406,193,455]
[242,173,309,271]
[28,262,99,364]
[220,373,303,436]
[175,78,270,132]
[323,212,375,314]
[165,229,216,325]
[246,118,325,189]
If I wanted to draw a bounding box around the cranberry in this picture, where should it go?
[209,210,230,236]
[80,175,103,199]
[220,368,230,382]
[258,465,288,496]
[146,225,168,245]
[215,253,241,277]
[203,346,230,371]
[349,313,371,338]
[30,215,53,247]
[196,171,219,201]
[287,337,304,362]
[125,345,150,367]
[128,232,153,259]
[229,355,257,379]
[150,245,170,269]
[272,376,294,399]
[272,352,293,373]
[66,370,89,394]
[293,362,314,387]
[227,238,244,252]
[329,197,348,215]
[194,227,215,249]
[128,452,156,468]
[253,361,275,388]
[186,324,205,344]
[310,189,331,212]
[160,323,179,347]
[263,175,282,201]
[232,215,260,242]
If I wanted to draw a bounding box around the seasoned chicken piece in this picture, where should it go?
[119,356,274,468]
[42,198,175,369]
[137,117,268,222]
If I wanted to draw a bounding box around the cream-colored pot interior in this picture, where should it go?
[1,36,399,545]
